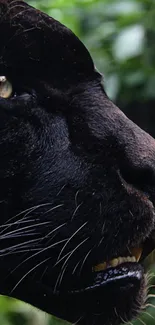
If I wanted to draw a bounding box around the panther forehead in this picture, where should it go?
[0,0,95,85]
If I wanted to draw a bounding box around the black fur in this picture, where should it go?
[0,1,155,325]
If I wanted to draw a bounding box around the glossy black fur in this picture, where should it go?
[0,1,155,325]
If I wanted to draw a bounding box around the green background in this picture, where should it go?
[1,0,155,324]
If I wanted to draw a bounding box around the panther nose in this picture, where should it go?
[120,158,155,188]
[118,111,155,188]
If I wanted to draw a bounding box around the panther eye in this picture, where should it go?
[0,76,13,99]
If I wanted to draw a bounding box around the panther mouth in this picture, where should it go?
[65,237,154,295]
[65,185,155,297]
[46,239,151,325]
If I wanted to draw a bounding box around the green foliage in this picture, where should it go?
[1,0,155,325]
[27,0,155,105]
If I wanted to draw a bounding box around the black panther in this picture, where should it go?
[0,1,155,325]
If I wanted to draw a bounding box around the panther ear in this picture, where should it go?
[0,0,97,86]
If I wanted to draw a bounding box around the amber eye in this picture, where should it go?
[0,76,13,99]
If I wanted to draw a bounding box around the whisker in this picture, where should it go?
[0,219,37,229]
[9,238,68,276]
[142,311,155,320]
[57,263,68,288]
[56,184,67,196]
[75,190,80,208]
[72,315,85,325]
[114,307,119,318]
[0,231,40,239]
[0,221,51,238]
[148,284,155,289]
[57,221,88,261]
[137,318,146,325]
[54,250,72,267]
[0,238,41,254]
[10,256,51,294]
[119,315,128,324]
[147,294,155,298]
[79,248,93,275]
[71,202,83,220]
[72,260,82,275]
[39,266,48,282]
[54,237,89,292]
[43,204,64,215]
[0,248,41,257]
[61,237,89,270]
[144,303,155,309]
[43,223,66,240]
[0,203,52,236]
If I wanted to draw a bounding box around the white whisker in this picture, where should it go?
[44,204,64,215]
[54,237,89,292]
[57,221,88,261]
[0,221,51,239]
[0,203,52,236]
[147,294,155,299]
[0,238,40,253]
[43,223,66,240]
[71,202,83,220]
[56,184,67,196]
[11,256,51,294]
[72,260,82,275]
[79,248,92,274]
[10,238,68,276]
[137,318,146,325]
[72,314,85,325]
[75,190,80,208]
[142,311,155,320]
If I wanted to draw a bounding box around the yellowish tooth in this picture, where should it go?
[93,254,137,273]
[118,257,123,264]
[93,262,107,272]
[109,258,118,267]
[121,257,125,263]
[130,247,143,262]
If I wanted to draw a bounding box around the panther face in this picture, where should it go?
[0,1,155,325]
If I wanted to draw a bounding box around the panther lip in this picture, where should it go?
[65,262,144,295]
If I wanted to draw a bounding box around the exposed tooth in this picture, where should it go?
[93,254,137,272]
[118,257,123,264]
[93,262,107,272]
[123,257,127,262]
[130,247,143,262]
[109,258,118,267]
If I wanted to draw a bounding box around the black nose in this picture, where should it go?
[117,111,155,189]
[120,160,155,188]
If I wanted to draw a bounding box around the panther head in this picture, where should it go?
[0,1,155,325]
